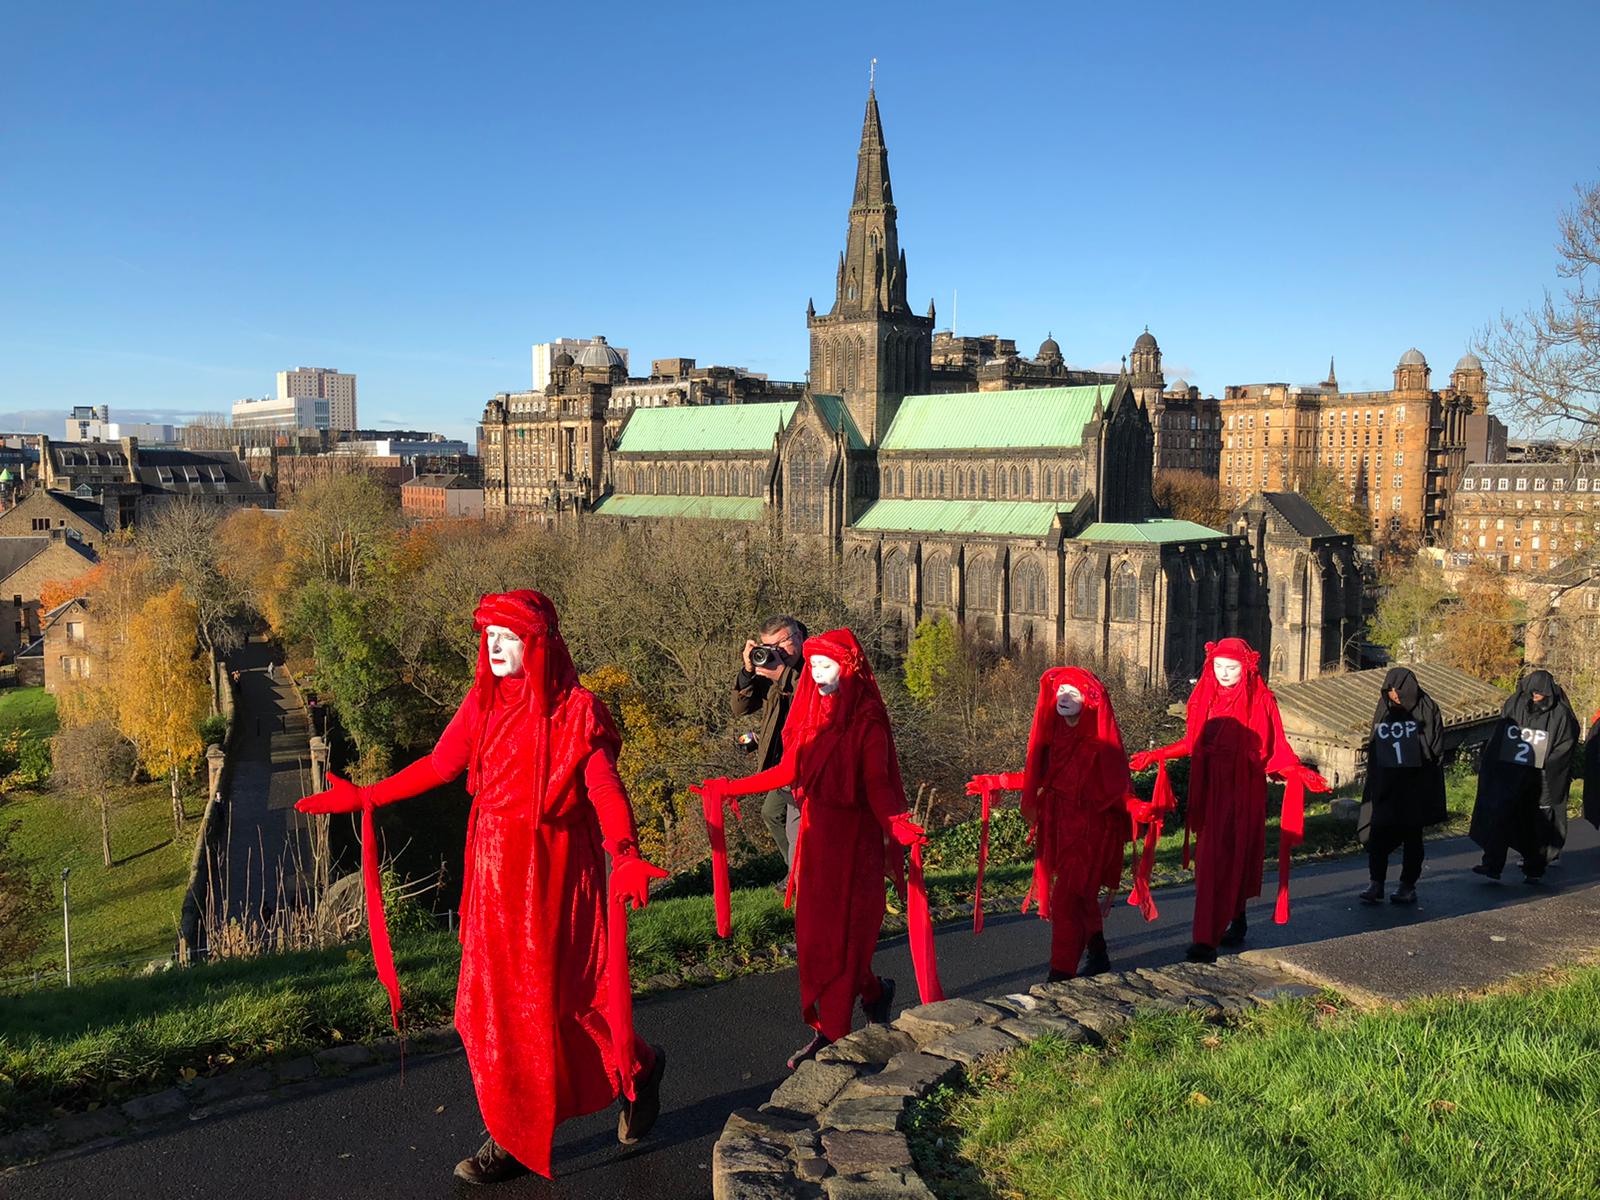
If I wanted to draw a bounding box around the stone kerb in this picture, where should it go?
[710,961,1318,1199]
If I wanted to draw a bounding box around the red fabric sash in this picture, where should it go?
[361,801,402,1030]
[702,787,736,938]
[906,841,943,1002]
[607,880,640,1100]
[972,782,994,933]
[1275,774,1307,924]
[1126,760,1177,921]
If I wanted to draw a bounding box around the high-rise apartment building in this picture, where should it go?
[277,367,357,431]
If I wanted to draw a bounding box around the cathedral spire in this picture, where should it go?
[852,85,893,212]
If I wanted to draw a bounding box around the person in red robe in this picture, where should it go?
[1129,637,1328,963]
[966,667,1163,980]
[296,590,667,1185]
[692,628,942,1069]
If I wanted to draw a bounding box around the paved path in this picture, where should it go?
[214,636,313,924]
[16,823,1599,1200]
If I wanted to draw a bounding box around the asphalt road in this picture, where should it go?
[12,823,1598,1200]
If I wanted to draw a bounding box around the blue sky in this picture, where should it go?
[2,1,1594,443]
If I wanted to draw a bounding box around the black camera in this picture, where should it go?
[737,732,760,754]
[749,645,781,669]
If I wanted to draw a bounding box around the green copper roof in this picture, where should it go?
[810,394,867,451]
[1076,519,1227,544]
[615,402,798,454]
[0,469,12,483]
[879,385,1113,452]
[592,493,767,522]
[853,499,1063,538]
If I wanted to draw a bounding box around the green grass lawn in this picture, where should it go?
[912,967,1600,1200]
[4,782,199,979]
[0,688,58,741]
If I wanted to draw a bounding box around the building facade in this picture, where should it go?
[401,473,485,521]
[1216,352,1489,543]
[1448,460,1600,577]
[233,394,328,432]
[277,367,357,432]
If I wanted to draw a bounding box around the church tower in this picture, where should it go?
[807,84,934,447]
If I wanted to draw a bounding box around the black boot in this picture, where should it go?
[1082,933,1111,977]
[1046,967,1074,983]
[453,1135,530,1185]
[1185,942,1217,964]
[1472,862,1502,881]
[618,1044,666,1145]
[1359,881,1384,905]
[786,1032,833,1071]
[1220,914,1248,947]
[862,976,896,1026]
[1390,884,1417,906]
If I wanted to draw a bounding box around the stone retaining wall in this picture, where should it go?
[711,960,1319,1199]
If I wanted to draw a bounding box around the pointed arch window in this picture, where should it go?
[1010,467,1020,496]
[1023,467,1033,497]
[981,470,991,499]
[938,469,947,497]
[1068,467,1082,496]
[897,468,906,496]
[1070,561,1098,618]
[924,552,951,606]
[1111,561,1139,622]
[883,549,910,602]
[998,470,1007,498]
[966,556,996,610]
[881,466,891,495]
[789,431,825,532]
[1013,558,1047,614]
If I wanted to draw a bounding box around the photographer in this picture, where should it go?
[732,615,806,866]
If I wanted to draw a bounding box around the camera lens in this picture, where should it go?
[750,645,775,668]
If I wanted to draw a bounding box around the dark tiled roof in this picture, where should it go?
[1261,492,1338,538]
[1276,663,1508,744]
[0,537,50,583]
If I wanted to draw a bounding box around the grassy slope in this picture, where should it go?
[6,784,199,977]
[915,968,1600,1200]
[0,688,59,740]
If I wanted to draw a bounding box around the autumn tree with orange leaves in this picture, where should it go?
[117,584,209,836]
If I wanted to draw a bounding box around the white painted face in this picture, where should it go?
[1055,684,1084,720]
[486,625,526,678]
[810,654,842,696]
[1213,656,1243,688]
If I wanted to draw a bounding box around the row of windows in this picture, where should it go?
[619,463,763,496]
[1461,475,1598,493]
[885,463,1084,501]
[871,554,1144,621]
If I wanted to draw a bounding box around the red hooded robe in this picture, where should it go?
[1150,637,1308,946]
[1018,667,1134,973]
[701,628,941,1039]
[320,591,652,1178]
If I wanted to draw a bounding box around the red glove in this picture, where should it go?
[1126,796,1157,825]
[1294,764,1331,793]
[890,812,927,847]
[964,772,1020,796]
[296,772,364,814]
[690,777,742,821]
[610,853,669,911]
[1130,744,1181,772]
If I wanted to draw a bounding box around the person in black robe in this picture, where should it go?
[1358,667,1447,905]
[1471,669,1578,882]
[1582,707,1600,833]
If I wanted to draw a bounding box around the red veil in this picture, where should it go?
[1179,636,1309,924]
[1018,666,1132,917]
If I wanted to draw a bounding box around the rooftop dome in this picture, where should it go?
[1036,332,1063,363]
[1398,347,1427,367]
[1455,352,1484,372]
[574,335,625,370]
[553,351,575,367]
[1133,329,1159,351]
[1167,378,1190,394]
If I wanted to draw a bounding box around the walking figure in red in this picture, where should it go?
[693,628,942,1070]
[297,590,667,1185]
[1129,637,1327,963]
[966,667,1168,981]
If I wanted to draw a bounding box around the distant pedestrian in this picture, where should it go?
[1358,667,1446,906]
[1472,669,1578,882]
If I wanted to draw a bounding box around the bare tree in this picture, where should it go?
[137,498,247,661]
[51,719,137,867]
[1476,178,1600,447]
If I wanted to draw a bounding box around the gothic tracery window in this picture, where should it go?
[788,431,825,532]
[1013,558,1046,614]
[1111,561,1139,622]
[1070,561,1098,618]
[924,552,951,606]
[883,549,910,602]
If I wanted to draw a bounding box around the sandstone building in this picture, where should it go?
[1216,352,1489,543]
[1448,460,1600,576]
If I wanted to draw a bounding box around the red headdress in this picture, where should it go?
[1016,667,1131,919]
[782,628,903,804]
[1181,635,1309,923]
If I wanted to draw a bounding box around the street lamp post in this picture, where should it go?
[61,867,72,988]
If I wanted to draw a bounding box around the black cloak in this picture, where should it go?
[1582,712,1600,830]
[1359,666,1447,844]
[1471,670,1579,862]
